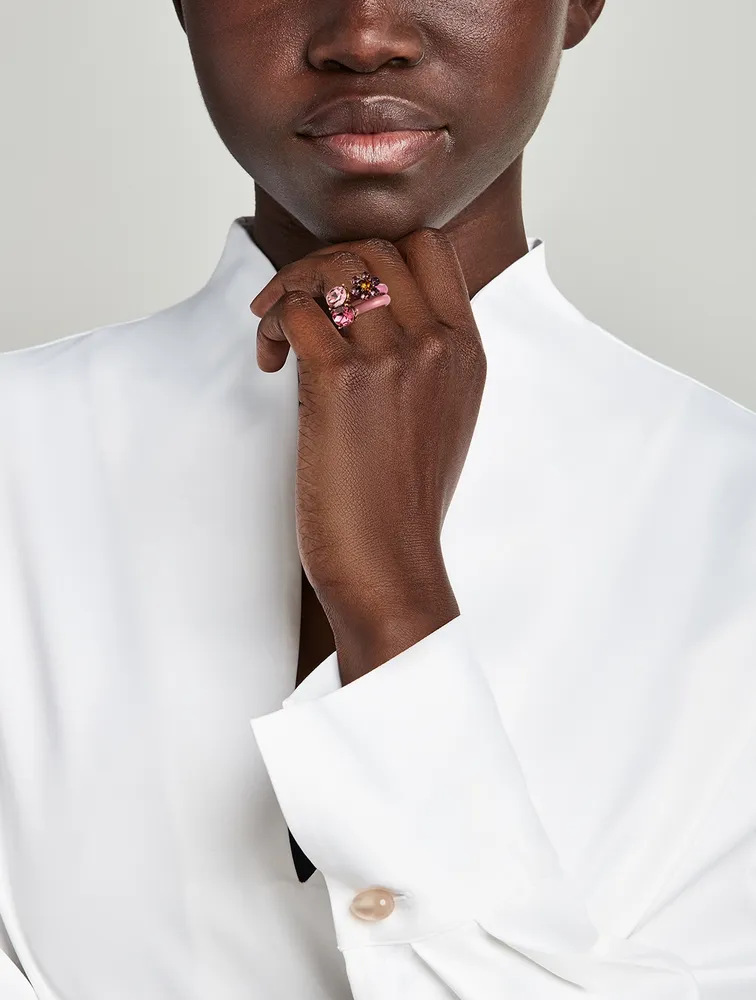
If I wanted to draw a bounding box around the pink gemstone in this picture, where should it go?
[332,305,356,328]
[326,285,348,308]
[376,282,389,294]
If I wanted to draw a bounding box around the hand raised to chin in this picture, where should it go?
[250,228,486,684]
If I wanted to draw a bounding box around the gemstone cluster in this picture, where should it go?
[326,272,390,330]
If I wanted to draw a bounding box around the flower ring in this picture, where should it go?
[326,272,390,330]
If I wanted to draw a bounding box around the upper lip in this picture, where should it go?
[297,96,445,137]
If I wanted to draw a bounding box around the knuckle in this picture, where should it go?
[463,340,487,383]
[359,237,402,260]
[329,250,366,271]
[420,226,450,243]
[419,328,453,366]
[255,313,275,341]
[279,289,312,313]
[407,227,452,249]
[459,330,483,359]
[376,347,405,380]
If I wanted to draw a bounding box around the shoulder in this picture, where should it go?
[0,294,196,385]
[0,220,256,391]
[0,267,248,421]
[0,284,242,472]
[495,242,756,455]
[540,270,756,451]
[592,314,756,454]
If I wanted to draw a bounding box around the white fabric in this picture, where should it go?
[0,218,755,999]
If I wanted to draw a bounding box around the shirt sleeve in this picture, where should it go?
[251,613,755,999]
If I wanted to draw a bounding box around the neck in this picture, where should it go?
[246,155,529,301]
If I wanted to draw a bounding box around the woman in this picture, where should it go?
[1,1,754,997]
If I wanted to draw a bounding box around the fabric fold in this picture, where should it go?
[251,616,563,941]
[250,614,705,997]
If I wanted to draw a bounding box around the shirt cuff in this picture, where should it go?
[250,614,593,952]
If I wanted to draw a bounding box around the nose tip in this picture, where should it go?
[308,19,426,73]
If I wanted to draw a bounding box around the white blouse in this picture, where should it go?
[0,218,755,1000]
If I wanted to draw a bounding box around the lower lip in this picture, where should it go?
[301,129,447,175]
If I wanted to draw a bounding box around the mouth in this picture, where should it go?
[295,95,449,175]
[297,128,448,176]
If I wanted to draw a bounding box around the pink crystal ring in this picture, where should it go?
[326,272,390,330]
[325,285,348,309]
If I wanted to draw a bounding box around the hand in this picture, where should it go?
[250,229,486,682]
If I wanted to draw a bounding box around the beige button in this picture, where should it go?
[350,887,396,922]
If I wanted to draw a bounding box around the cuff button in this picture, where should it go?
[350,887,396,922]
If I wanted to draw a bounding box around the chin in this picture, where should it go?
[297,197,448,245]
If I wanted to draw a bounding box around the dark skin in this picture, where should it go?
[174,0,606,685]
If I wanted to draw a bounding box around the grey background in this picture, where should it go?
[1,2,754,407]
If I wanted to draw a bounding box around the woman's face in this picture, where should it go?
[179,0,584,242]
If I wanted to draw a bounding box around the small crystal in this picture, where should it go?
[331,305,356,328]
[352,272,377,300]
[326,285,348,308]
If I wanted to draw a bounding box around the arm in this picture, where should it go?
[249,229,755,996]
[252,614,755,998]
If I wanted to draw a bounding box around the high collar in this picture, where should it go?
[199,216,571,349]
